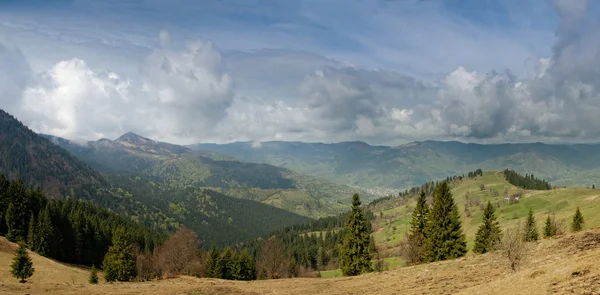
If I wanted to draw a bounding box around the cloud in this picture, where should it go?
[2,0,600,146]
[4,30,234,144]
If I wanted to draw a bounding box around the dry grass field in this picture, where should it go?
[2,227,600,295]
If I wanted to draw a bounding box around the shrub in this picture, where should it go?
[497,223,528,272]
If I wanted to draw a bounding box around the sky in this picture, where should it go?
[0,0,599,146]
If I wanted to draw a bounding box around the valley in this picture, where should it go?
[3,108,600,294]
[192,140,600,190]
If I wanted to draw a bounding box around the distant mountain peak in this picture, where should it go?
[116,132,153,144]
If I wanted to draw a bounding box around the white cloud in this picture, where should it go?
[1,0,600,146]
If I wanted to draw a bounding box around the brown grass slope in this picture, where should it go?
[3,229,600,295]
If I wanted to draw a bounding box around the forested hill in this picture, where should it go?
[0,109,310,246]
[190,140,600,190]
[46,133,375,218]
[0,110,106,197]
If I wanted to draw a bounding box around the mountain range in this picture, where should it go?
[0,110,311,246]
[43,132,376,219]
[191,140,600,190]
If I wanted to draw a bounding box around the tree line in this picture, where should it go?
[503,169,552,190]
[0,174,164,268]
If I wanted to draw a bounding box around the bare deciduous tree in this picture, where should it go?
[255,238,290,279]
[153,226,204,278]
[496,222,528,272]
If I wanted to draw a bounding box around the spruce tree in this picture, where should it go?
[523,209,539,242]
[406,190,429,263]
[89,265,99,284]
[220,247,234,280]
[236,250,255,280]
[102,228,137,282]
[36,205,53,257]
[11,243,34,283]
[27,213,36,251]
[424,182,467,262]
[340,193,372,276]
[543,216,556,238]
[205,245,222,278]
[571,207,584,232]
[473,201,502,254]
[5,202,18,242]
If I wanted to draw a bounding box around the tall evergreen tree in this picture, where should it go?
[5,179,30,242]
[11,243,34,283]
[205,245,222,278]
[234,250,255,281]
[523,209,539,242]
[36,205,53,257]
[220,247,234,280]
[571,207,584,232]
[340,193,372,276]
[5,202,18,242]
[406,190,429,264]
[27,213,36,251]
[424,182,467,262]
[543,216,556,238]
[102,228,137,282]
[473,201,502,254]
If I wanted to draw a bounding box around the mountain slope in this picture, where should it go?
[190,140,600,190]
[0,110,309,246]
[3,228,600,295]
[0,110,106,197]
[48,134,375,218]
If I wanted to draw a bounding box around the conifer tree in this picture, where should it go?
[523,209,539,242]
[36,205,53,257]
[27,213,36,251]
[205,245,222,278]
[340,193,372,276]
[424,182,467,262]
[220,247,234,280]
[11,243,34,283]
[5,202,18,242]
[543,216,556,238]
[571,207,584,232]
[235,250,255,281]
[89,265,99,284]
[406,190,429,264]
[473,201,502,254]
[102,228,137,282]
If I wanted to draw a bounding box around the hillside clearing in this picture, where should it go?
[2,228,600,294]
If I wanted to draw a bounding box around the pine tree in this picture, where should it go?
[220,247,234,280]
[89,265,99,284]
[424,182,467,262]
[406,190,429,264]
[523,209,539,242]
[36,205,53,257]
[236,250,255,280]
[27,213,36,251]
[11,243,34,283]
[473,201,502,254]
[543,216,556,238]
[340,193,373,276]
[5,202,18,242]
[102,228,137,282]
[571,207,584,232]
[205,245,222,278]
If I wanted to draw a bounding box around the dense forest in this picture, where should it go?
[503,169,552,190]
[0,175,164,267]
